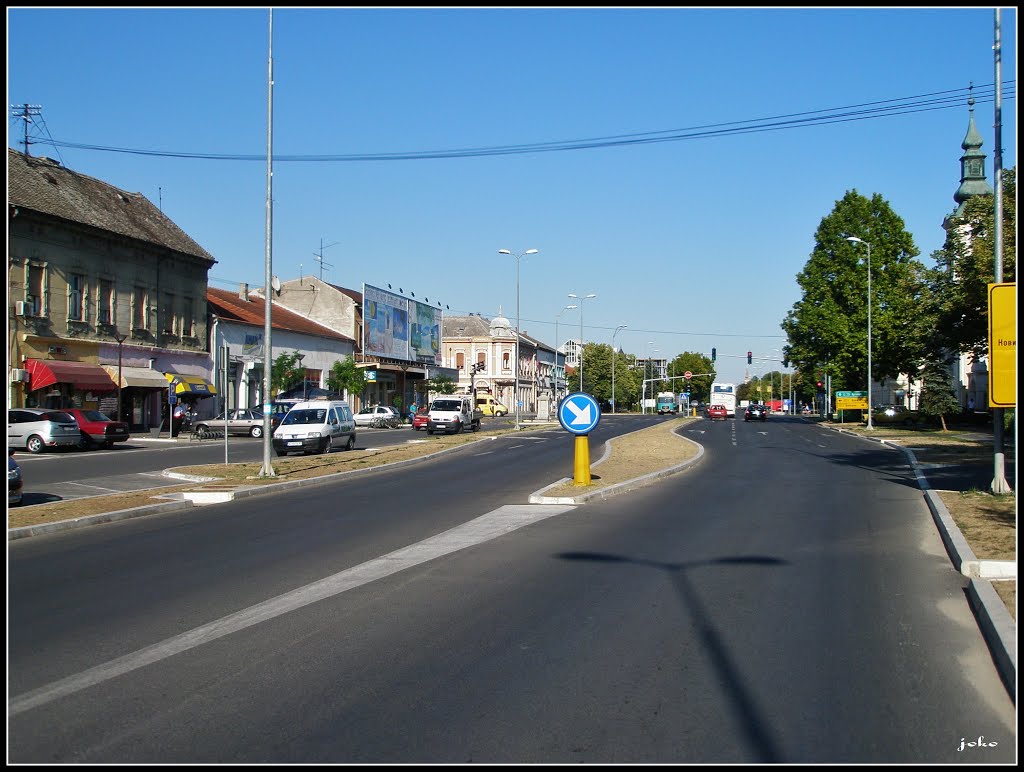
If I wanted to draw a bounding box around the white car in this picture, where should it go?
[353,405,402,427]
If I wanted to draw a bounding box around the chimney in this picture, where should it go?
[239,283,249,301]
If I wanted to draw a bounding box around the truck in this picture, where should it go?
[427,394,482,435]
[656,392,677,415]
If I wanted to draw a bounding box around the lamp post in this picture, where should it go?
[555,304,577,402]
[611,324,627,414]
[498,248,539,431]
[846,236,874,430]
[114,333,128,422]
[568,292,596,392]
[296,353,306,400]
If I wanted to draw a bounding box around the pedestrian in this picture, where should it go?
[968,395,975,412]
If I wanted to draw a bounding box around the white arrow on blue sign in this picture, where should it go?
[558,392,601,435]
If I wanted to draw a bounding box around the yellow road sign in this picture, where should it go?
[988,283,1016,408]
[836,396,869,410]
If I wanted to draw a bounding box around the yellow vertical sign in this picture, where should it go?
[988,283,1016,407]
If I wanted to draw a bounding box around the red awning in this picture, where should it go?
[24,359,118,393]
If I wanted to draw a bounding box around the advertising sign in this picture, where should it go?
[363,284,410,361]
[410,299,442,366]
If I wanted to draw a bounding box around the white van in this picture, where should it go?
[272,399,356,456]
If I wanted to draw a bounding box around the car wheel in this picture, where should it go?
[275,449,288,457]
[77,432,92,450]
[250,425,263,438]
[427,429,434,435]
[194,424,208,438]
[27,435,45,454]
[104,440,114,448]
[321,439,331,454]
[345,434,355,451]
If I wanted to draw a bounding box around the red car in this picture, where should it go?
[63,408,131,449]
[411,408,429,431]
[706,404,729,421]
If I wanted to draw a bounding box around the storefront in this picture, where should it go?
[22,358,118,410]
[101,365,170,430]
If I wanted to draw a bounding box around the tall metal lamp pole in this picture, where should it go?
[611,324,627,414]
[498,248,539,430]
[115,333,128,422]
[847,236,873,429]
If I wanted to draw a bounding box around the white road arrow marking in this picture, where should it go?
[566,400,592,425]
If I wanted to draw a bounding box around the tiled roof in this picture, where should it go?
[442,314,492,337]
[208,286,354,342]
[8,149,216,264]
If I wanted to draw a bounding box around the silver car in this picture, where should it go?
[193,408,267,438]
[8,408,81,453]
[9,449,23,506]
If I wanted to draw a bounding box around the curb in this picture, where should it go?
[529,423,704,505]
[822,424,1016,703]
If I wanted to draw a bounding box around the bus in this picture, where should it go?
[709,382,737,417]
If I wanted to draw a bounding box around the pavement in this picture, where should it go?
[9,418,1016,702]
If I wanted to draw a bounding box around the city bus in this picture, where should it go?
[709,382,737,417]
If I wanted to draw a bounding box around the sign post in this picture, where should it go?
[557,392,601,486]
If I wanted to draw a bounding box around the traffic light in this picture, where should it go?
[747,351,752,365]
[816,381,824,392]
[711,347,716,362]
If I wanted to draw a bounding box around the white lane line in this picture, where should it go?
[8,503,575,717]
[64,482,124,492]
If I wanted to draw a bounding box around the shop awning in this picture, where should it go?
[101,365,169,390]
[164,373,217,396]
[24,359,118,392]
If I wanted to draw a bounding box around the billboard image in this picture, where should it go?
[410,300,442,366]
[363,283,443,365]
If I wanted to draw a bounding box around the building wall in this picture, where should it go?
[8,210,213,410]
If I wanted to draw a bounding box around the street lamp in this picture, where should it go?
[611,324,627,414]
[296,353,306,399]
[846,236,874,430]
[568,292,596,392]
[498,248,539,430]
[114,333,128,422]
[555,304,577,402]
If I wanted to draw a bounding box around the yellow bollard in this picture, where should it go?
[573,434,591,486]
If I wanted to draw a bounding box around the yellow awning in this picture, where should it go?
[164,373,217,396]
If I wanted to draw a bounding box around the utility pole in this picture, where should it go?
[313,238,338,281]
[11,104,41,156]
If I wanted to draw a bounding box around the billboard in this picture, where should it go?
[363,284,442,366]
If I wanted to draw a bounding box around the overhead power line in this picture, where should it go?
[33,82,1014,163]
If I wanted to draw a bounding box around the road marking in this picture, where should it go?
[8,503,575,717]
[64,482,123,492]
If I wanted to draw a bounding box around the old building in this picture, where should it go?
[7,149,217,430]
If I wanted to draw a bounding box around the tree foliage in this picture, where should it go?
[271,351,306,395]
[326,356,366,398]
[926,167,1016,360]
[918,357,962,431]
[781,190,931,394]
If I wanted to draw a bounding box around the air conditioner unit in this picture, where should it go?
[10,368,28,384]
[15,301,28,316]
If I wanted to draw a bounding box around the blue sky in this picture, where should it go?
[7,7,1016,386]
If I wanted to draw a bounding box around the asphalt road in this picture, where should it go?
[12,416,519,504]
[8,416,1016,763]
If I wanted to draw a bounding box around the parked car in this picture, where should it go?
[63,408,131,449]
[354,405,402,427]
[866,405,925,426]
[707,404,729,421]
[411,407,430,431]
[744,404,768,422]
[194,408,268,438]
[7,408,81,453]
[9,448,23,507]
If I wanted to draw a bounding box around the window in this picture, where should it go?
[161,293,175,335]
[132,286,147,329]
[181,297,194,337]
[502,352,511,371]
[26,263,44,316]
[477,352,486,368]
[455,352,465,370]
[98,279,113,325]
[68,273,85,321]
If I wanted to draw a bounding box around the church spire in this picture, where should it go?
[952,83,994,215]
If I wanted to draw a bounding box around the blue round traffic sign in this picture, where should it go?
[558,392,601,435]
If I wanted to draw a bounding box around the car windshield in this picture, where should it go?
[432,400,462,411]
[282,408,327,425]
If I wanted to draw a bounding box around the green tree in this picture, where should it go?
[326,356,366,398]
[781,190,931,393]
[421,374,457,398]
[271,351,305,395]
[918,357,962,431]
[667,352,715,403]
[926,167,1016,361]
